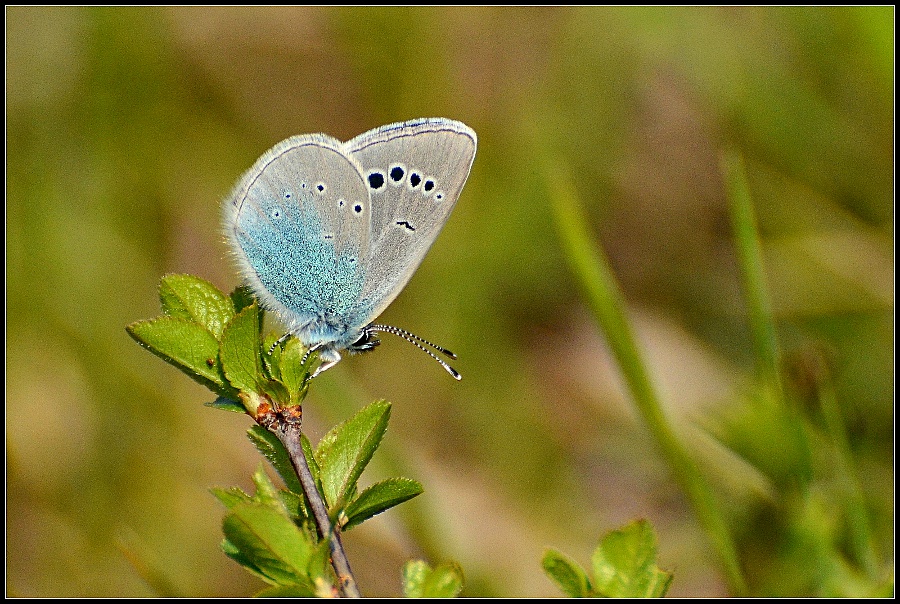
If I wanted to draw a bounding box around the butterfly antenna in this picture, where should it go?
[367,325,461,380]
[369,324,458,358]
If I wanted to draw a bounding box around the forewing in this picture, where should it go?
[344,118,477,321]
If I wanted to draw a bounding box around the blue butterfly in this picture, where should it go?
[224,118,477,379]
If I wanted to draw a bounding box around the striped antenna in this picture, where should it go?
[366,324,461,380]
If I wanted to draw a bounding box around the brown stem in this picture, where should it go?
[259,405,361,598]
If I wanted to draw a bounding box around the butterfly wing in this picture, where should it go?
[343,118,477,322]
[224,134,373,348]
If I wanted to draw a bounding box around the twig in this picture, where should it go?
[259,405,361,598]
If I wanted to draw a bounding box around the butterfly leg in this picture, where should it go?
[310,347,342,378]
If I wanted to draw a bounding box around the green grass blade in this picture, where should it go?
[548,159,747,596]
[721,151,781,397]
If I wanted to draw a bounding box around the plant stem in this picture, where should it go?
[722,150,813,484]
[265,410,361,598]
[818,381,879,577]
[721,151,782,398]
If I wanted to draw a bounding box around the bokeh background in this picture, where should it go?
[6,6,893,597]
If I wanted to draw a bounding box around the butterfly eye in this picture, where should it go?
[434,192,445,202]
[350,330,380,352]
[315,183,326,193]
[408,172,422,188]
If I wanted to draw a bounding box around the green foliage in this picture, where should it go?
[314,400,391,511]
[344,478,424,531]
[402,560,465,598]
[126,274,312,416]
[241,402,425,531]
[218,402,428,596]
[129,275,440,597]
[126,316,233,398]
[158,273,236,339]
[543,520,672,598]
[541,550,592,597]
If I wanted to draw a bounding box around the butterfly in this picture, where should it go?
[224,118,477,379]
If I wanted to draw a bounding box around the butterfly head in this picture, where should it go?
[348,328,381,353]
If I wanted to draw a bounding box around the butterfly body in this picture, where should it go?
[224,118,477,376]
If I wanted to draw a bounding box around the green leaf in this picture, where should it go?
[542,549,592,597]
[306,536,333,587]
[247,426,304,496]
[211,486,252,509]
[402,560,429,598]
[343,477,423,530]
[301,433,323,495]
[591,519,672,598]
[255,539,334,598]
[250,464,284,510]
[280,337,312,406]
[221,537,275,584]
[213,468,290,514]
[402,560,464,598]
[204,396,245,413]
[158,274,234,339]
[260,377,291,409]
[220,304,264,393]
[221,503,315,587]
[315,400,391,509]
[422,562,465,598]
[261,332,284,382]
[279,490,310,523]
[230,285,257,314]
[126,317,232,396]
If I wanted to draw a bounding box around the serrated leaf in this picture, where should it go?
[343,478,423,530]
[402,560,464,598]
[220,304,264,393]
[126,317,232,396]
[247,426,304,496]
[260,378,290,408]
[230,285,257,314]
[542,549,592,597]
[158,274,234,339]
[250,464,284,510]
[211,486,252,509]
[222,503,315,586]
[306,536,334,588]
[301,432,321,490]
[262,332,284,382]
[279,490,310,523]
[315,400,391,509]
[591,519,672,598]
[221,537,275,584]
[280,337,311,405]
[205,396,245,413]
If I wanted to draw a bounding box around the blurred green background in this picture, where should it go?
[6,6,893,597]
